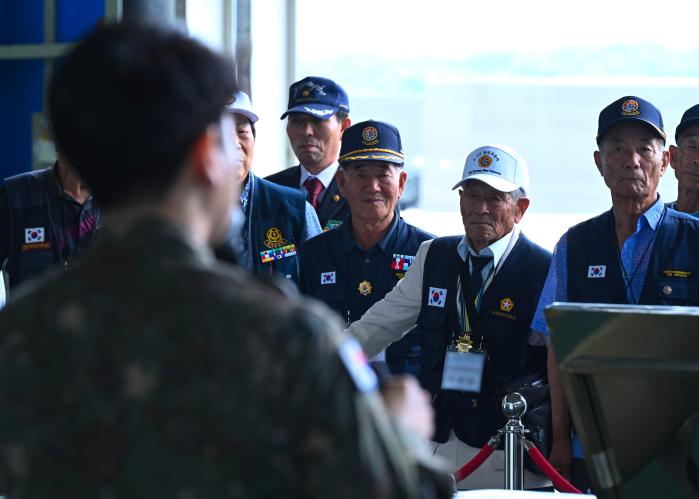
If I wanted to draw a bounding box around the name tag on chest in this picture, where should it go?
[441,350,485,393]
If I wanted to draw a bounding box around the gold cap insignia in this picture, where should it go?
[478,155,493,168]
[361,126,379,146]
[621,99,640,116]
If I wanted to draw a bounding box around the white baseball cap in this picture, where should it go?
[224,90,259,123]
[452,144,529,194]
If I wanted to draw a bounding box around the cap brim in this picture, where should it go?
[339,152,404,165]
[280,104,337,120]
[452,174,520,192]
[597,117,666,143]
[225,108,259,123]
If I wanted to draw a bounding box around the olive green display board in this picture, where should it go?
[545,303,699,499]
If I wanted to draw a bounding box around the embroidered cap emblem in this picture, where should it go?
[621,99,640,116]
[478,155,493,168]
[361,126,379,146]
[663,285,673,296]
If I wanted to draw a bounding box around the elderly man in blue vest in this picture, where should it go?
[348,144,551,489]
[531,95,699,492]
[219,91,321,284]
[300,120,433,378]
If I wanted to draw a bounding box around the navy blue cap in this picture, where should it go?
[280,76,349,120]
[675,104,699,142]
[597,96,666,144]
[339,120,404,165]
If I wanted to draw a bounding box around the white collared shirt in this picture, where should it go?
[348,226,521,357]
[457,225,520,293]
[299,162,339,203]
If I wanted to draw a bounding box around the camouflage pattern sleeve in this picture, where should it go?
[277,299,420,499]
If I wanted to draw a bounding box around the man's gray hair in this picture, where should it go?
[509,187,527,202]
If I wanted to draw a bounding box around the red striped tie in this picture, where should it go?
[304,177,324,210]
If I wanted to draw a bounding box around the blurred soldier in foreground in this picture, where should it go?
[0,23,450,499]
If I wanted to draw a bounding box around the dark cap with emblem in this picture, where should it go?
[675,104,699,143]
[597,95,666,144]
[280,76,349,120]
[339,120,405,166]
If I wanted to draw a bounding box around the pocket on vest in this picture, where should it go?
[654,279,697,305]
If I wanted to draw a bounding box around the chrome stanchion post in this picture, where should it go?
[502,392,527,490]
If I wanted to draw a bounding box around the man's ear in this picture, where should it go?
[189,126,224,188]
[593,150,604,176]
[514,197,530,224]
[335,167,348,197]
[397,168,408,197]
[340,117,352,133]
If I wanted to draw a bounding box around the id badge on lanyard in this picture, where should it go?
[441,347,485,393]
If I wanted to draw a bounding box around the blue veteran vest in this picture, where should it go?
[567,208,699,305]
[416,235,551,445]
[300,216,433,377]
[4,168,98,289]
[249,175,307,283]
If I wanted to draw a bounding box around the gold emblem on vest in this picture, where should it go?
[264,227,287,249]
[357,280,373,296]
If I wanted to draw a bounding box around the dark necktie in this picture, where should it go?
[469,254,493,300]
[303,177,324,210]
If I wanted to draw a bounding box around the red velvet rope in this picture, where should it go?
[453,443,496,482]
[523,439,582,494]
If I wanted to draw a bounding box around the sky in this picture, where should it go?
[297,0,699,59]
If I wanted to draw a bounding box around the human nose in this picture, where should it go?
[302,120,314,136]
[366,177,381,191]
[625,149,643,168]
[472,196,490,213]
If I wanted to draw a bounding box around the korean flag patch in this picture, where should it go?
[320,271,336,284]
[24,227,45,243]
[428,287,447,307]
[587,265,606,278]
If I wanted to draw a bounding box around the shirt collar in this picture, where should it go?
[457,225,520,268]
[299,162,339,189]
[240,172,254,214]
[638,195,665,232]
[339,211,400,254]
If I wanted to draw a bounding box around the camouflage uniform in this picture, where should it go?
[0,216,450,499]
